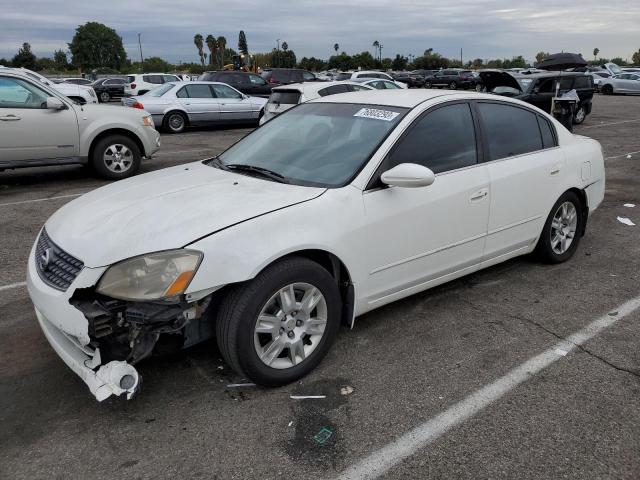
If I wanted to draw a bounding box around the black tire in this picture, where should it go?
[216,256,342,387]
[535,191,585,264]
[573,105,587,125]
[424,81,432,89]
[601,84,613,95]
[162,111,187,133]
[90,134,141,180]
[448,81,457,90]
[99,91,111,103]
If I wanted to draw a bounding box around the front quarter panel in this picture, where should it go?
[185,187,367,300]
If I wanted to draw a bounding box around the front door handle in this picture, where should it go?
[469,188,489,202]
[0,115,21,121]
[549,166,561,175]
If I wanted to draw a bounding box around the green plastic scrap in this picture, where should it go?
[313,427,333,445]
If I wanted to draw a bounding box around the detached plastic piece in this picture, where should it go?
[94,361,141,401]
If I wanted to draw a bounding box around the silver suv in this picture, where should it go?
[0,70,160,179]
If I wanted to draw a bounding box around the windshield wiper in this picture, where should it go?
[225,163,287,183]
[207,156,229,170]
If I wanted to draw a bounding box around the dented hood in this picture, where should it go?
[479,71,523,92]
[45,161,325,267]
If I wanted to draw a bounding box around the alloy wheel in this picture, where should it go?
[168,113,185,132]
[103,144,133,173]
[550,201,578,254]
[253,282,328,369]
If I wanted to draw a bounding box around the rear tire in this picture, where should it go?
[535,191,585,264]
[99,91,111,103]
[449,81,457,90]
[573,105,587,124]
[162,111,187,133]
[601,84,613,95]
[90,134,141,180]
[424,81,432,89]
[216,256,341,387]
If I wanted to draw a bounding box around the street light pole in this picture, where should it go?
[138,33,144,72]
[276,39,281,68]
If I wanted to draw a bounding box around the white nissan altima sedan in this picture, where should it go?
[27,90,605,400]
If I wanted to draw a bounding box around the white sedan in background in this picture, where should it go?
[122,81,267,133]
[28,90,604,400]
[259,80,372,124]
[599,73,640,95]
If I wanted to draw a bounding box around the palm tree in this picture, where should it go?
[593,48,600,62]
[194,34,205,66]
[334,43,339,54]
[206,35,217,67]
[372,40,380,62]
[217,36,227,68]
[282,41,288,52]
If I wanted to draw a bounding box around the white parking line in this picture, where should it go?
[0,193,83,208]
[335,295,640,480]
[0,281,27,292]
[606,150,640,160]
[155,148,213,156]
[581,118,640,128]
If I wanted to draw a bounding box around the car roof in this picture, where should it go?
[524,72,589,79]
[271,80,365,94]
[309,89,469,108]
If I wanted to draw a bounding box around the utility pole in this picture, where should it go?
[138,33,144,72]
[276,39,281,68]
[460,48,463,67]
[379,44,383,63]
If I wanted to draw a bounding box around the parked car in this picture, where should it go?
[199,71,273,97]
[352,78,405,90]
[61,77,94,86]
[28,89,604,401]
[424,69,479,90]
[0,70,160,178]
[1,67,98,104]
[599,73,640,95]
[92,77,127,102]
[588,71,612,91]
[480,71,595,124]
[124,73,182,96]
[259,81,372,124]
[122,81,267,133]
[260,68,320,86]
[335,71,408,87]
[391,71,425,88]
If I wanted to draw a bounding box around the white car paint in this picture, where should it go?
[3,67,98,104]
[124,73,182,96]
[28,90,605,400]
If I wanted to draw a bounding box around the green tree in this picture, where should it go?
[216,36,227,67]
[328,52,352,70]
[391,54,407,70]
[334,43,339,54]
[352,51,377,69]
[381,58,392,70]
[610,57,627,66]
[632,49,640,65]
[12,42,36,69]
[298,56,328,71]
[535,51,549,64]
[53,49,69,70]
[206,35,217,67]
[140,56,173,72]
[281,41,288,52]
[413,48,449,69]
[238,30,248,55]
[194,34,205,66]
[0,58,10,67]
[68,22,127,70]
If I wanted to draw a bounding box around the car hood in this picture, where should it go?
[45,161,326,267]
[479,71,523,92]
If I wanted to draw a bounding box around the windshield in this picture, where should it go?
[607,63,622,75]
[517,78,534,91]
[215,102,408,187]
[148,83,176,97]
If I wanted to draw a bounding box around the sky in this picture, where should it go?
[0,0,638,64]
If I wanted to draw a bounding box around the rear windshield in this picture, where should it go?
[336,73,352,81]
[199,72,216,81]
[148,83,175,97]
[269,90,302,105]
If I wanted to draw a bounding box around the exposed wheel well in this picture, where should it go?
[164,110,189,125]
[567,187,589,236]
[88,129,146,161]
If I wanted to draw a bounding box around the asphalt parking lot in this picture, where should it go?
[1,94,639,480]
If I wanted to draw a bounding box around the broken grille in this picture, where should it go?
[35,229,84,291]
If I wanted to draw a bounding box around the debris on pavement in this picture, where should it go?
[617,217,636,226]
[290,395,326,400]
[555,349,569,356]
[340,386,354,396]
[226,383,256,388]
[623,203,636,208]
[312,427,334,445]
[288,421,293,427]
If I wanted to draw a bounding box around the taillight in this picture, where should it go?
[268,77,277,84]
[131,83,137,89]
[132,101,144,109]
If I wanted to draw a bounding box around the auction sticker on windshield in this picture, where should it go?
[354,107,400,121]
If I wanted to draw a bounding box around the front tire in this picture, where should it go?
[448,81,457,90]
[535,191,585,263]
[424,81,432,89]
[216,257,341,387]
[601,84,613,95]
[99,91,111,103]
[90,134,141,180]
[573,105,587,124]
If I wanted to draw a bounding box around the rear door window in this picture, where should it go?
[164,75,180,83]
[212,83,242,98]
[572,76,591,88]
[274,70,293,83]
[249,74,266,85]
[478,103,543,160]
[143,75,164,84]
[537,116,557,149]
[317,84,350,96]
[268,90,301,105]
[185,84,214,98]
[302,71,316,81]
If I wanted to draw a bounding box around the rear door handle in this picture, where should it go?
[469,188,489,202]
[549,166,561,175]
[0,115,20,121]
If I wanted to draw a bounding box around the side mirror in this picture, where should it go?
[46,97,66,110]
[380,163,435,188]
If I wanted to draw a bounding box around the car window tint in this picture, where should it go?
[537,78,555,93]
[388,103,477,174]
[350,84,370,91]
[303,71,316,81]
[537,116,556,149]
[478,103,543,160]
[176,87,189,98]
[127,76,135,83]
[384,81,401,89]
[249,74,265,85]
[559,77,574,90]
[572,76,590,88]
[212,83,241,98]
[164,75,180,82]
[233,73,250,85]
[185,84,214,98]
[0,76,50,108]
[317,84,349,96]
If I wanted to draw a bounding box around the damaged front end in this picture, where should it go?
[70,290,213,400]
